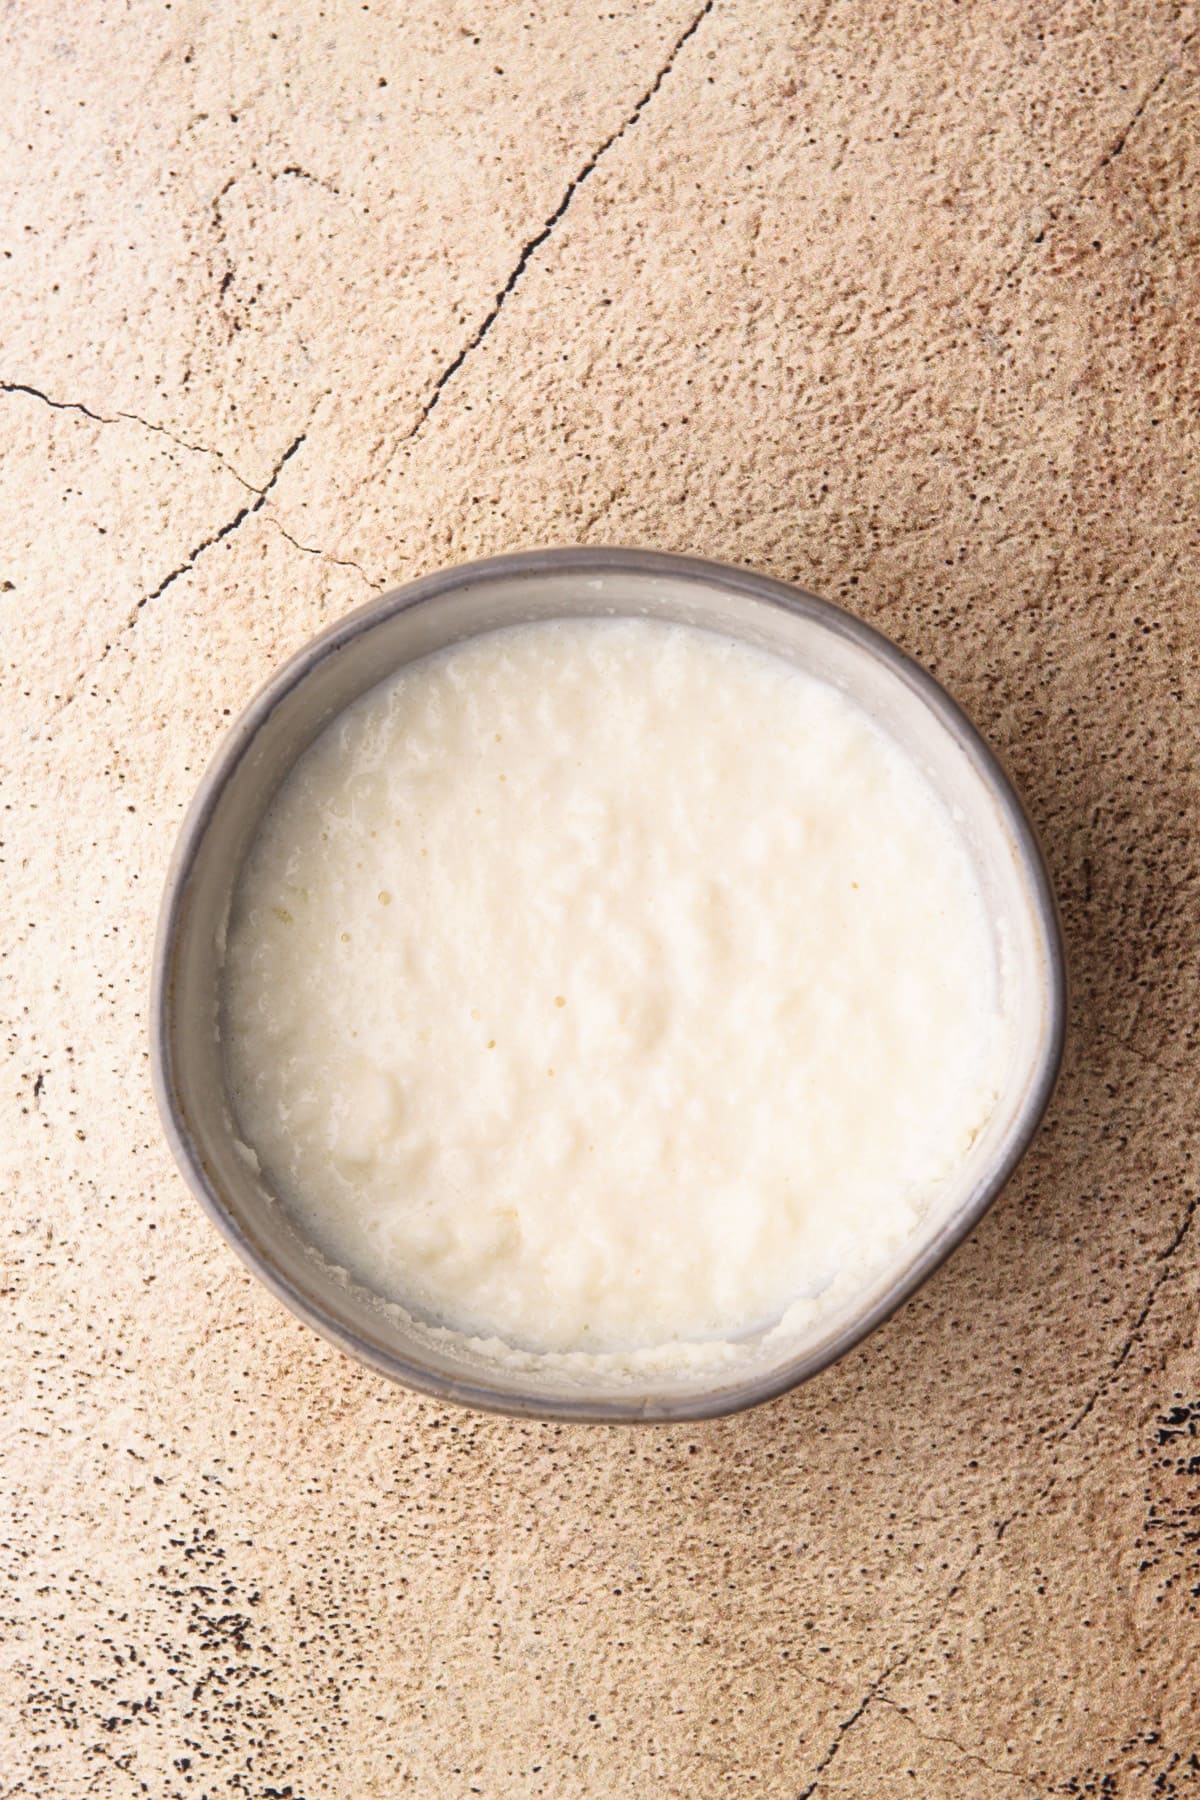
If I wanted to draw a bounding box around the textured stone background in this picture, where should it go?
[2,1,1199,1794]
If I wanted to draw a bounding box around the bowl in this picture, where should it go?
[151,547,1066,1421]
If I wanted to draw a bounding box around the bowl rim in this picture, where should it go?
[151,545,1067,1423]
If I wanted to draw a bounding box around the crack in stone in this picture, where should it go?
[797,1662,898,1798]
[391,0,716,453]
[134,432,305,613]
[1,377,256,490]
[0,379,108,423]
[9,374,376,713]
[263,515,384,590]
[1066,1191,1198,1435]
[989,33,1195,299]
[992,1191,1198,1550]
[113,412,257,492]
[1093,54,1181,172]
[796,1550,1009,1794]
[874,1695,1038,1784]
[796,1189,1199,1793]
[40,432,307,733]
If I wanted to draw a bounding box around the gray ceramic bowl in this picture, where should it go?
[151,547,1065,1421]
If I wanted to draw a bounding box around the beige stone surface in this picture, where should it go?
[2,0,1199,1793]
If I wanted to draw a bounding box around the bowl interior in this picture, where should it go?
[154,551,1063,1420]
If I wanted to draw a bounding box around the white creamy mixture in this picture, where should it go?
[223,617,1005,1357]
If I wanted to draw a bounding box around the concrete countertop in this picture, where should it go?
[2,2,1198,1794]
